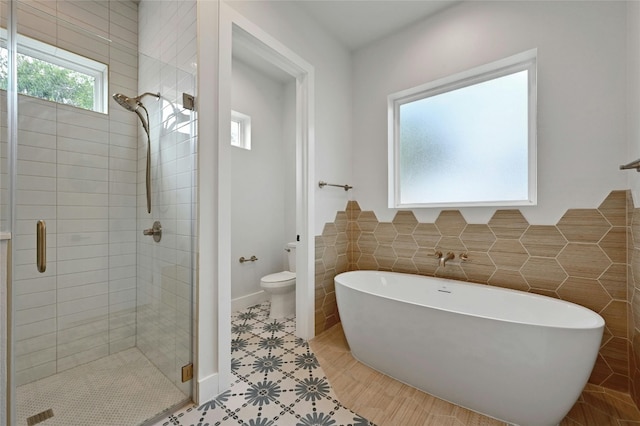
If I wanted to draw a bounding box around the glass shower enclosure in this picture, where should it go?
[2,1,197,425]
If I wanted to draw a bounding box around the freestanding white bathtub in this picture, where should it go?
[335,271,605,426]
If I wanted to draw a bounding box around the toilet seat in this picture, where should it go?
[261,271,295,288]
[260,271,296,319]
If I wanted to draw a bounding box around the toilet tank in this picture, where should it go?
[286,242,297,272]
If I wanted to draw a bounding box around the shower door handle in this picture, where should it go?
[36,220,46,273]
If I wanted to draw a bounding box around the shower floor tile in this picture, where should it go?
[16,347,189,426]
[153,302,373,426]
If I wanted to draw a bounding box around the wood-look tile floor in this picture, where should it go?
[310,323,640,426]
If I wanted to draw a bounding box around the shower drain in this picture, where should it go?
[26,408,54,426]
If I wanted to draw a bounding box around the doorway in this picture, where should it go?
[216,3,315,391]
[229,45,297,315]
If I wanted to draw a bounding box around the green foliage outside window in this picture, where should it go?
[0,49,95,110]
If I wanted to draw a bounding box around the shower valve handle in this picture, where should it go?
[143,221,162,242]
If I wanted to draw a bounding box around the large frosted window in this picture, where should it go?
[388,50,537,208]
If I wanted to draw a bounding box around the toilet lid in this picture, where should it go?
[262,271,295,283]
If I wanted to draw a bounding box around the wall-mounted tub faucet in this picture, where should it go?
[439,252,455,267]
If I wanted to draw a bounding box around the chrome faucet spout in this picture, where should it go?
[440,252,455,267]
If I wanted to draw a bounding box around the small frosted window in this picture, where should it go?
[231,119,241,146]
[231,110,251,150]
[388,50,537,208]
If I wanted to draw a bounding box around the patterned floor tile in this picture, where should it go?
[152,302,373,426]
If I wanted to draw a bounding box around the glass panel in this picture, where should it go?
[10,1,196,425]
[1,1,10,424]
[0,0,8,234]
[398,69,529,205]
[137,52,196,397]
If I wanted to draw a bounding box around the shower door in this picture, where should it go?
[8,1,197,425]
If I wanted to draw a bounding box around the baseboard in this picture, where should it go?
[231,290,269,313]
[196,373,219,405]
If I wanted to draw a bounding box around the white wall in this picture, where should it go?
[284,81,297,234]
[628,1,640,205]
[353,1,628,225]
[226,1,353,234]
[230,58,295,301]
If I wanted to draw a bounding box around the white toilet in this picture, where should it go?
[260,242,296,319]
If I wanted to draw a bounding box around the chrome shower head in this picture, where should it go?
[111,91,160,215]
[112,92,160,112]
[112,92,161,136]
[113,93,140,112]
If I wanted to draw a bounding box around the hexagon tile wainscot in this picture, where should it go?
[315,191,633,396]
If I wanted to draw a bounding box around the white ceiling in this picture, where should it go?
[297,0,461,51]
[232,0,461,83]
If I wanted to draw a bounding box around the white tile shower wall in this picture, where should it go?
[14,96,58,385]
[138,0,196,395]
[12,1,139,386]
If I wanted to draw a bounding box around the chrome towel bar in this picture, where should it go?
[318,181,352,191]
[620,159,640,172]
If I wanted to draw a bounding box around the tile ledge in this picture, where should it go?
[0,232,10,240]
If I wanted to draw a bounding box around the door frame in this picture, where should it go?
[214,1,315,394]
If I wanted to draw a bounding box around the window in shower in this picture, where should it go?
[0,31,108,113]
[388,49,537,208]
[231,109,252,150]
